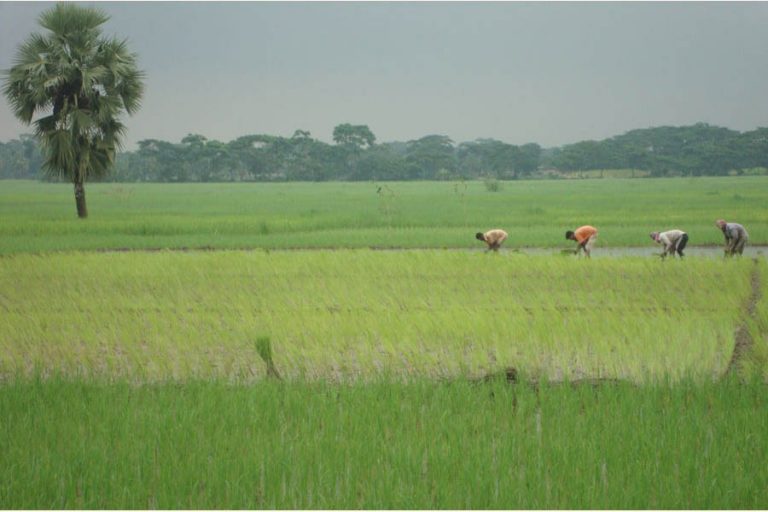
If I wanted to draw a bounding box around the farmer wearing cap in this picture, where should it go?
[650,229,689,259]
[716,219,749,256]
[565,225,598,258]
[475,229,508,252]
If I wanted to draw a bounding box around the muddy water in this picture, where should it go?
[502,246,768,259]
[91,245,768,258]
[366,246,767,258]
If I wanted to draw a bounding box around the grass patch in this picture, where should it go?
[1,178,767,253]
[0,377,766,509]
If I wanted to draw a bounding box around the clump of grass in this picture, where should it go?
[375,184,399,228]
[483,176,502,192]
[256,336,281,380]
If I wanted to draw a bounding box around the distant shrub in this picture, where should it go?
[483,177,502,192]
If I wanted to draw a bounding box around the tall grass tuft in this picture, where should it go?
[256,336,281,380]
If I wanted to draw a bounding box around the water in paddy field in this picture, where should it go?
[93,246,767,258]
[500,246,767,259]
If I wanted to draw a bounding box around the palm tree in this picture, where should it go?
[3,4,144,218]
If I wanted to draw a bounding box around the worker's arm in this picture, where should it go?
[658,233,672,257]
[725,229,736,252]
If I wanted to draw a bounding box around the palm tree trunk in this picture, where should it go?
[74,181,88,218]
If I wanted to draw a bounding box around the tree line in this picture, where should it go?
[2,122,768,182]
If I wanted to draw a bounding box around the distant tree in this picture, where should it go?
[0,134,43,179]
[738,128,768,169]
[457,139,509,178]
[2,3,144,217]
[284,130,335,181]
[350,144,407,181]
[456,142,486,178]
[181,134,211,181]
[552,140,610,172]
[457,139,541,179]
[332,123,376,150]
[227,134,280,180]
[137,139,186,181]
[292,129,311,140]
[405,135,455,179]
[515,143,542,176]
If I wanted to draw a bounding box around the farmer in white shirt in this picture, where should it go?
[475,229,508,252]
[649,229,689,258]
[716,219,749,256]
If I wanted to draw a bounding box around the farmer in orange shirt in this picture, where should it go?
[565,225,598,258]
[475,229,508,252]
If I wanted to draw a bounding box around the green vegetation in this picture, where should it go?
[0,250,756,382]
[1,378,766,509]
[4,123,768,181]
[1,178,766,254]
[744,263,768,378]
[1,179,766,508]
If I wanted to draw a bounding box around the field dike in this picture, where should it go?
[723,258,763,378]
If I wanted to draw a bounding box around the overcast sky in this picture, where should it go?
[2,1,768,150]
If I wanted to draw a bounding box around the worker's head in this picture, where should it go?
[475,232,485,241]
[649,231,660,242]
[715,219,727,230]
[565,230,575,241]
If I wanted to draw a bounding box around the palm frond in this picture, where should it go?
[84,65,109,89]
[100,119,127,150]
[88,140,115,177]
[70,108,95,135]
[33,114,58,134]
[117,67,145,114]
[39,4,109,36]
[39,129,76,177]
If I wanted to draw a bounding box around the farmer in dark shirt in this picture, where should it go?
[716,219,749,256]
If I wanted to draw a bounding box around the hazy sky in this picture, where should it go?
[2,1,768,149]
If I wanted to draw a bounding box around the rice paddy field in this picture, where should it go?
[1,177,767,508]
[1,177,767,253]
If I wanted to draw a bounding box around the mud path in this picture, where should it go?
[723,258,763,378]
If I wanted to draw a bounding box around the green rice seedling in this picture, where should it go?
[0,250,760,382]
[0,378,766,509]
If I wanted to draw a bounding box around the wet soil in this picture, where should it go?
[80,245,768,258]
[723,258,763,378]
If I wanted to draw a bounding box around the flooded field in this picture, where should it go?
[501,245,768,259]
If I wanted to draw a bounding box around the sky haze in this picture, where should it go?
[2,1,767,149]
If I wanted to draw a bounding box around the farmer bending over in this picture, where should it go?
[565,225,598,258]
[475,229,508,252]
[716,219,749,256]
[650,229,688,258]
